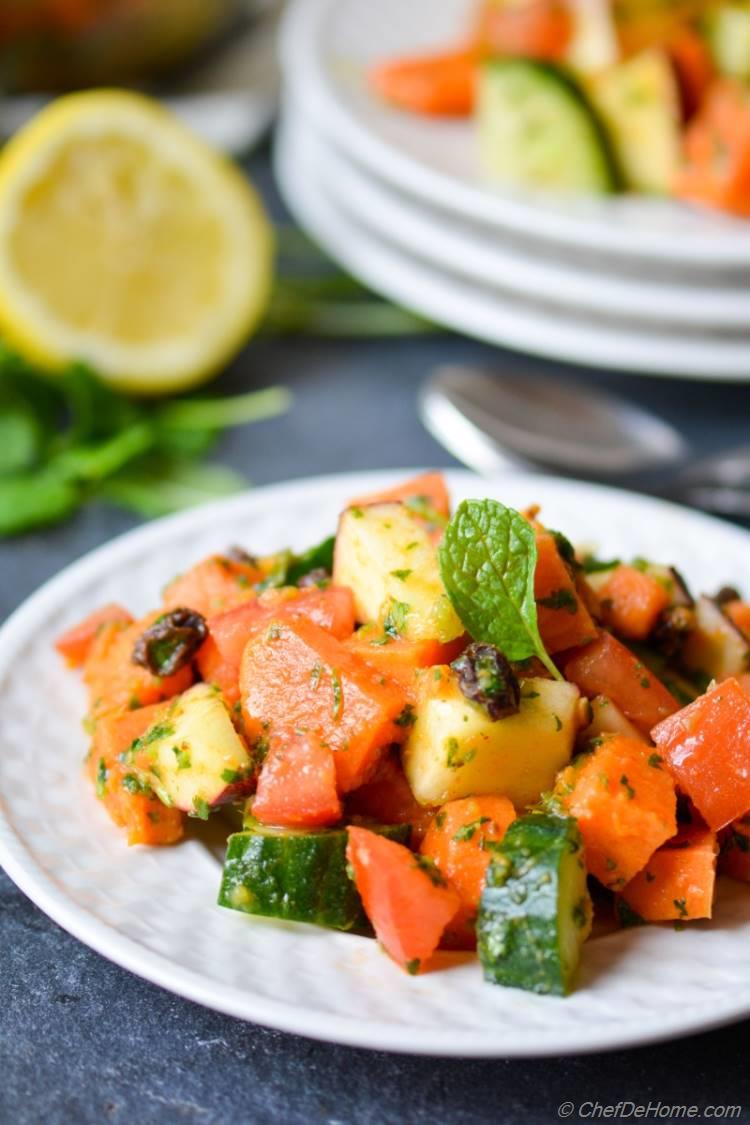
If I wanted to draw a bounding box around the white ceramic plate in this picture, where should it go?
[275,114,750,381]
[2,469,750,1057]
[280,0,750,269]
[286,95,750,331]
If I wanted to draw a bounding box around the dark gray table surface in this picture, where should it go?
[3,151,750,1125]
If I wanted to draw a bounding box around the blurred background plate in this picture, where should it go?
[275,109,750,381]
[284,94,750,332]
[280,0,750,270]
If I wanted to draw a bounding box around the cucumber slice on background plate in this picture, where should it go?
[477,814,592,997]
[219,818,410,932]
[477,59,616,194]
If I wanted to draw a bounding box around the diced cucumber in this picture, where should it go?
[403,670,580,810]
[477,59,616,194]
[218,818,410,932]
[130,683,253,816]
[477,814,591,996]
[333,502,462,643]
[586,49,681,194]
[681,596,750,683]
[706,3,750,80]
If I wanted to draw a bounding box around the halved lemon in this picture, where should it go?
[0,90,273,395]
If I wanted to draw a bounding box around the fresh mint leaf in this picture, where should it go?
[438,499,561,680]
[99,457,247,519]
[286,536,336,585]
[0,470,81,535]
[0,395,41,474]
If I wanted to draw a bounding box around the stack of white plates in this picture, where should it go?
[276,0,750,381]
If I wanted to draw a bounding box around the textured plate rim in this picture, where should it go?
[280,0,750,268]
[3,469,750,1057]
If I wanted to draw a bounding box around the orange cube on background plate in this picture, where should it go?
[652,678,750,831]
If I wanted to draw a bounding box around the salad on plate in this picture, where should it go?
[56,472,750,996]
[369,0,750,217]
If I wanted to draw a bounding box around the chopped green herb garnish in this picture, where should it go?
[413,854,446,887]
[390,569,412,581]
[537,588,578,615]
[620,774,636,800]
[221,768,243,784]
[190,796,211,821]
[673,898,688,918]
[331,668,343,720]
[405,958,421,976]
[648,753,664,769]
[382,599,410,639]
[172,746,191,771]
[452,816,491,843]
[394,703,416,728]
[95,758,108,798]
[121,773,154,797]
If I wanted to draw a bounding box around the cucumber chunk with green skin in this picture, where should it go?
[478,59,616,194]
[218,818,410,933]
[477,814,591,996]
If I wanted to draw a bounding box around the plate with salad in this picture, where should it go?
[281,0,750,265]
[2,469,750,1057]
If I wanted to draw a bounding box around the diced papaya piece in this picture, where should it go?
[534,529,597,653]
[240,618,409,793]
[739,673,750,698]
[84,612,194,718]
[619,827,718,922]
[369,51,476,117]
[197,586,355,706]
[55,603,133,668]
[726,600,750,640]
[346,826,460,973]
[344,625,465,700]
[473,0,573,61]
[253,731,342,828]
[719,815,750,882]
[674,79,750,218]
[598,564,671,641]
[420,795,516,949]
[345,751,438,846]
[556,734,677,889]
[563,630,679,733]
[652,678,750,831]
[346,471,450,521]
[89,703,184,846]
[162,554,262,617]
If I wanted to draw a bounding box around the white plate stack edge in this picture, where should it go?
[276,0,750,381]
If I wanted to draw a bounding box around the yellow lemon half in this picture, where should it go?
[0,90,273,395]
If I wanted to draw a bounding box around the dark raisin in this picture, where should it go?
[716,585,742,606]
[225,546,259,567]
[649,605,696,658]
[132,608,208,676]
[451,642,521,721]
[297,567,330,589]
